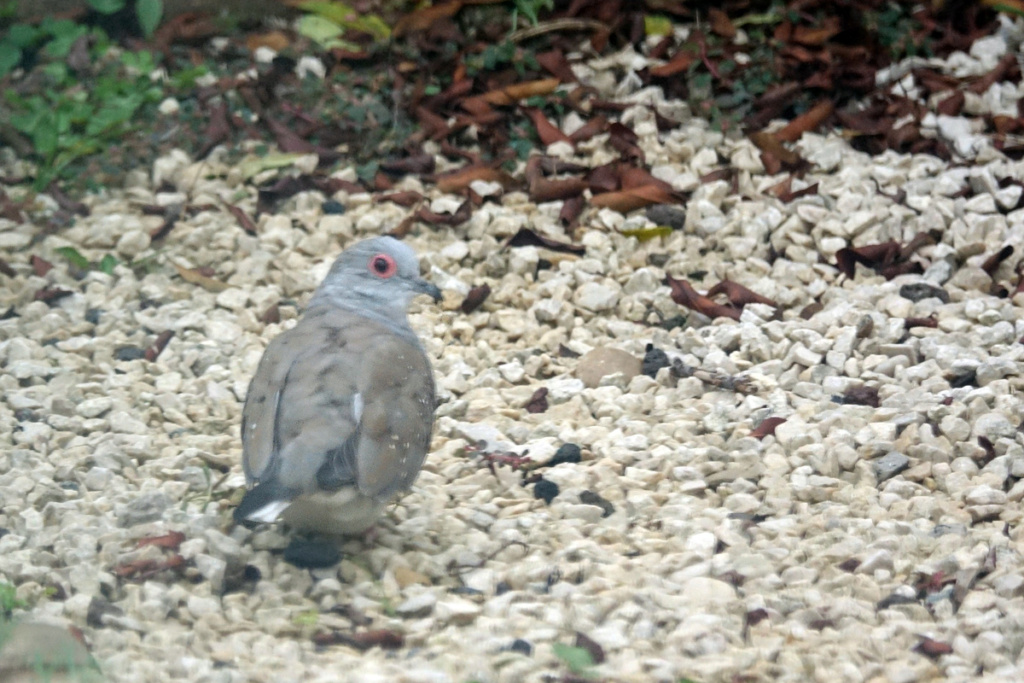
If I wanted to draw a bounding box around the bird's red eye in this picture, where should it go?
[369,253,397,278]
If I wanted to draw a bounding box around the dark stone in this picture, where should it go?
[243,564,262,581]
[647,253,670,267]
[547,443,581,467]
[508,638,533,656]
[86,596,124,628]
[322,199,346,215]
[579,490,615,518]
[85,308,102,324]
[495,581,511,595]
[115,346,147,361]
[646,204,687,230]
[533,478,559,504]
[899,282,950,303]
[642,343,671,378]
[283,538,341,569]
[873,452,910,483]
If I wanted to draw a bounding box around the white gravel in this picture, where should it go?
[2,23,1024,683]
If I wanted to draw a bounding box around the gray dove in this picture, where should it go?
[234,236,441,535]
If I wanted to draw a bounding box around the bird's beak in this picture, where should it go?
[415,278,442,303]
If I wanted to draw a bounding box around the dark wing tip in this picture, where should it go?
[233,481,295,526]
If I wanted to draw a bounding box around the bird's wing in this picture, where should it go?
[236,307,434,523]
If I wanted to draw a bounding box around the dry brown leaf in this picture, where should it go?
[529,177,587,203]
[649,49,697,78]
[707,280,778,308]
[478,78,560,105]
[174,263,230,292]
[751,417,786,440]
[665,274,740,321]
[393,0,463,37]
[524,108,571,145]
[434,165,512,193]
[749,131,802,166]
[774,100,835,143]
[590,185,674,213]
[245,30,290,52]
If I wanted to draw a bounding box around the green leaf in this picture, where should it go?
[6,23,41,48]
[136,0,163,37]
[0,43,20,77]
[238,152,308,180]
[55,247,90,270]
[87,0,126,14]
[551,643,593,674]
[644,14,673,36]
[296,14,344,46]
[98,254,118,275]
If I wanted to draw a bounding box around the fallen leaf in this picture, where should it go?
[535,49,576,82]
[524,108,571,145]
[380,154,436,175]
[113,554,186,579]
[905,316,938,329]
[377,191,423,207]
[174,263,230,292]
[137,531,186,550]
[415,199,472,226]
[749,131,803,167]
[914,637,953,658]
[529,177,588,203]
[980,245,1013,275]
[559,195,585,228]
[35,286,73,303]
[620,225,673,241]
[478,78,561,106]
[461,284,491,314]
[836,385,880,407]
[706,280,778,308]
[568,115,608,143]
[590,185,675,213]
[707,8,736,38]
[574,632,606,665]
[504,228,584,255]
[434,165,513,194]
[145,330,175,362]
[751,417,786,440]
[0,258,14,277]
[649,49,697,78]
[224,203,258,235]
[665,274,740,320]
[393,0,463,37]
[31,255,53,277]
[525,387,549,413]
[774,100,834,143]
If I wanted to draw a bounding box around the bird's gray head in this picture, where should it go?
[309,237,441,321]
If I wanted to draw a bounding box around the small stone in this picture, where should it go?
[508,638,533,656]
[646,204,687,230]
[642,343,671,378]
[283,539,341,569]
[76,397,113,419]
[118,492,171,527]
[547,443,582,467]
[115,346,147,361]
[899,282,950,303]
[576,347,641,389]
[873,452,910,483]
[394,566,431,588]
[395,592,437,618]
[534,479,560,504]
[573,281,621,312]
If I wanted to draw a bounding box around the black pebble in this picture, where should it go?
[495,581,511,595]
[534,478,559,505]
[642,343,671,378]
[283,538,341,569]
[243,565,262,582]
[115,346,146,361]
[508,639,533,656]
[322,200,346,215]
[547,443,581,467]
[579,490,615,518]
[899,282,950,303]
[85,308,102,324]
[646,204,687,230]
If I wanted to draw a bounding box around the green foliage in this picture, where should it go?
[137,0,164,38]
[56,247,119,274]
[551,643,594,675]
[88,0,126,13]
[2,25,162,188]
[295,0,390,48]
[0,582,25,618]
[513,0,553,27]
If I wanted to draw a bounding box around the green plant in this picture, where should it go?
[56,247,118,274]
[552,642,595,676]
[512,0,553,27]
[3,25,163,188]
[0,581,25,618]
[87,0,164,38]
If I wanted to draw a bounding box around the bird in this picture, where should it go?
[233,236,441,536]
